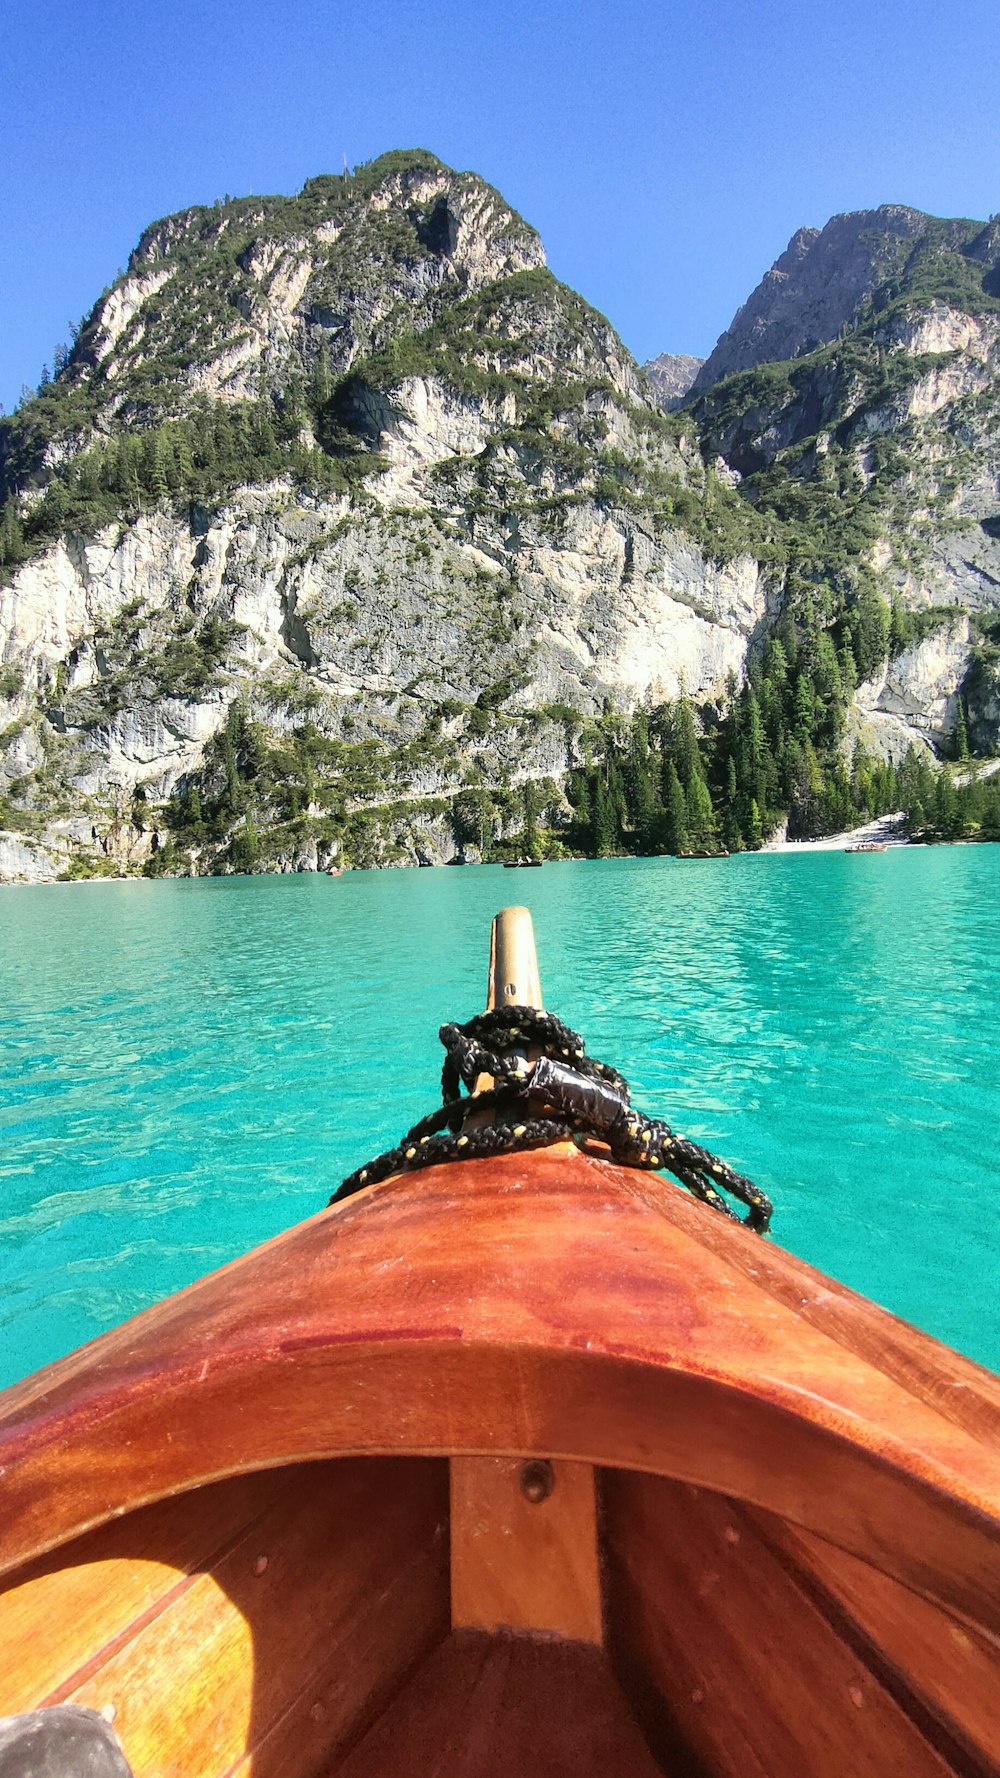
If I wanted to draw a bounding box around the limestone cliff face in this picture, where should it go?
[0,423,775,878]
[2,150,790,881]
[641,203,1000,807]
[686,233,1000,771]
[4,166,1000,882]
[694,302,1000,606]
[852,619,975,757]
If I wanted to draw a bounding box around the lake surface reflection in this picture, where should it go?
[1,847,998,1384]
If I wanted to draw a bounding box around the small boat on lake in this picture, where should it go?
[846,841,889,853]
[0,908,997,1778]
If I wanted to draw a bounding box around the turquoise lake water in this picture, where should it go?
[1,849,998,1387]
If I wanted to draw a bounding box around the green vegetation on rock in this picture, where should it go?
[3,169,1000,882]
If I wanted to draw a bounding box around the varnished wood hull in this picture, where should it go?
[1,1145,998,1776]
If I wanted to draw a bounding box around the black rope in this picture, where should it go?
[331,1006,772,1234]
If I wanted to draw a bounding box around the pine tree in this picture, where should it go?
[788,742,824,838]
[851,586,891,683]
[221,706,244,815]
[686,773,715,851]
[143,433,168,503]
[625,713,660,852]
[813,633,842,703]
[231,811,260,872]
[935,771,958,835]
[568,767,592,841]
[592,775,616,857]
[954,700,970,762]
[41,479,70,532]
[0,503,25,567]
[838,645,857,701]
[669,696,702,789]
[522,780,541,860]
[741,689,765,770]
[76,453,102,504]
[310,341,332,422]
[663,763,688,855]
[850,743,874,819]
[722,755,740,852]
[116,437,144,511]
[172,425,195,490]
[889,597,910,656]
[763,636,789,686]
[633,764,660,854]
[792,672,815,740]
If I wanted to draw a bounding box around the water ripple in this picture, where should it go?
[1,852,998,1383]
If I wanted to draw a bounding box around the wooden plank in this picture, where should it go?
[614,1163,1000,1450]
[0,1467,289,1716]
[450,1456,602,1643]
[220,1533,446,1778]
[1,1459,449,1778]
[71,1459,447,1778]
[748,1510,1000,1769]
[2,1147,1000,1643]
[604,1469,972,1778]
[332,1631,665,1778]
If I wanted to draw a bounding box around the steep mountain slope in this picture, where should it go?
[2,151,542,458]
[690,206,1000,392]
[2,166,999,882]
[689,209,1000,760]
[0,153,775,881]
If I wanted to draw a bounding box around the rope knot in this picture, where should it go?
[332,1005,772,1234]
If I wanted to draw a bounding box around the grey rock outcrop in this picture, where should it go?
[0,460,775,816]
[693,207,941,392]
[854,619,973,755]
[65,156,546,427]
[644,353,705,410]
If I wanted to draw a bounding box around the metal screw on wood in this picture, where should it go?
[520,1458,555,1504]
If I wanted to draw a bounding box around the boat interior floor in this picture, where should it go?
[2,1444,999,1777]
[330,1630,663,1778]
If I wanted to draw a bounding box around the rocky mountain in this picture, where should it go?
[688,207,1000,762]
[643,353,704,409]
[689,206,1000,392]
[1,159,999,881]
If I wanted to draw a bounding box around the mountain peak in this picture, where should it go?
[691,203,989,392]
[643,352,704,409]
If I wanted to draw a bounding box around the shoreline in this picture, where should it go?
[8,811,999,885]
[761,813,908,855]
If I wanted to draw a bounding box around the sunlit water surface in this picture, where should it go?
[1,849,998,1386]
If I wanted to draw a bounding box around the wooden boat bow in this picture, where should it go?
[1,907,998,1778]
[2,1085,1000,1627]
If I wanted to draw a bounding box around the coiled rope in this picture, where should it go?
[332,1005,772,1233]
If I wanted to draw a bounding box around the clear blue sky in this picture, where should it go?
[3,0,999,413]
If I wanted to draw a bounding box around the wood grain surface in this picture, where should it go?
[603,1468,996,1778]
[330,1630,665,1778]
[1,1146,999,1645]
[0,1458,449,1778]
[450,1456,601,1642]
[746,1506,1000,1770]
